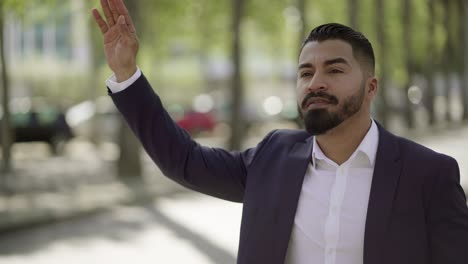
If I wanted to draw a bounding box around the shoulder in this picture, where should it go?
[258,129,312,150]
[267,129,311,143]
[241,129,311,166]
[381,130,463,209]
[394,135,457,166]
[376,122,456,166]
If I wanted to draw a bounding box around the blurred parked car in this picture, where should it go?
[65,96,120,144]
[67,97,217,141]
[0,107,74,155]
[176,110,216,135]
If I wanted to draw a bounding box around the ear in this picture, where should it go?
[366,76,378,99]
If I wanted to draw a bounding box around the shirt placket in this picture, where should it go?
[324,164,349,264]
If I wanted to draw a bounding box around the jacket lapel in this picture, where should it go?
[363,123,402,264]
[276,136,314,262]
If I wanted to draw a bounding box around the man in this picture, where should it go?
[92,1,468,263]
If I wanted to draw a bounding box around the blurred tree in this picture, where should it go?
[448,0,464,122]
[0,0,57,175]
[424,0,437,125]
[194,0,230,92]
[293,0,307,129]
[402,0,415,128]
[85,0,107,145]
[441,0,454,122]
[116,0,142,180]
[458,0,468,120]
[375,0,389,126]
[348,0,359,29]
[443,0,463,122]
[0,3,12,175]
[0,0,56,184]
[297,0,307,52]
[126,0,186,98]
[229,0,245,150]
[246,0,288,38]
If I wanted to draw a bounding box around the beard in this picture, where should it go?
[299,82,366,135]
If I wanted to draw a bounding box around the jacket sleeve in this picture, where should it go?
[109,74,273,203]
[429,156,468,263]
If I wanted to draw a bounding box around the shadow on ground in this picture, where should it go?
[0,192,236,264]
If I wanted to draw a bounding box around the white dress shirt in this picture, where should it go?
[285,120,379,264]
[107,70,380,264]
[106,68,142,93]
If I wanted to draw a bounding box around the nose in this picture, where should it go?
[305,73,327,93]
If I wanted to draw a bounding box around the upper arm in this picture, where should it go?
[182,130,276,202]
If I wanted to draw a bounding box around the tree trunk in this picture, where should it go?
[229,0,245,150]
[425,0,437,125]
[461,0,468,120]
[294,0,307,129]
[348,0,359,29]
[375,0,389,126]
[88,7,105,145]
[442,0,452,122]
[298,0,307,48]
[0,7,13,175]
[117,119,142,179]
[198,1,215,93]
[116,0,142,179]
[402,0,415,129]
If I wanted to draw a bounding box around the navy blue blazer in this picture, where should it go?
[110,74,468,264]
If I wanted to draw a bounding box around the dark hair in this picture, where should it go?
[302,23,375,74]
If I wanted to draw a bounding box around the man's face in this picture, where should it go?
[296,39,372,135]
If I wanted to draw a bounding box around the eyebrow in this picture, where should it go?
[298,57,351,70]
[324,57,350,66]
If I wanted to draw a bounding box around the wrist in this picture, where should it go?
[115,66,138,82]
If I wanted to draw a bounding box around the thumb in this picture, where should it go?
[117,15,131,36]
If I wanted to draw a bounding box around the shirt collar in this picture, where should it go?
[355,119,379,166]
[311,119,379,168]
[311,137,326,168]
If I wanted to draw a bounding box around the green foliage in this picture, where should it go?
[2,0,59,17]
[246,0,288,34]
[3,0,465,106]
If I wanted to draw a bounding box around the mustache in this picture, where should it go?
[301,91,339,109]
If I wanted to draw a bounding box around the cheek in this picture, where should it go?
[296,96,304,109]
[295,86,306,103]
[295,81,305,93]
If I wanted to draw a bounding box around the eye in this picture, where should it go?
[300,72,313,78]
[329,69,343,74]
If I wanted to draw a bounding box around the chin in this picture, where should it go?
[302,109,343,136]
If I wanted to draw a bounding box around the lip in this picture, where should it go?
[305,98,332,109]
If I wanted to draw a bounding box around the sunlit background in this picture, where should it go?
[0,0,467,263]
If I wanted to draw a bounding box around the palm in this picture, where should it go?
[103,25,138,74]
[92,0,138,81]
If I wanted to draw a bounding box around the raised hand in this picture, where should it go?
[92,0,139,82]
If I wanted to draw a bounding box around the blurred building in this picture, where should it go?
[4,0,92,99]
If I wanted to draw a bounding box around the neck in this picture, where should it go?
[315,114,372,165]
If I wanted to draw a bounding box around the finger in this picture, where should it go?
[92,9,109,34]
[108,0,121,24]
[117,15,132,36]
[100,0,115,27]
[114,0,137,33]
